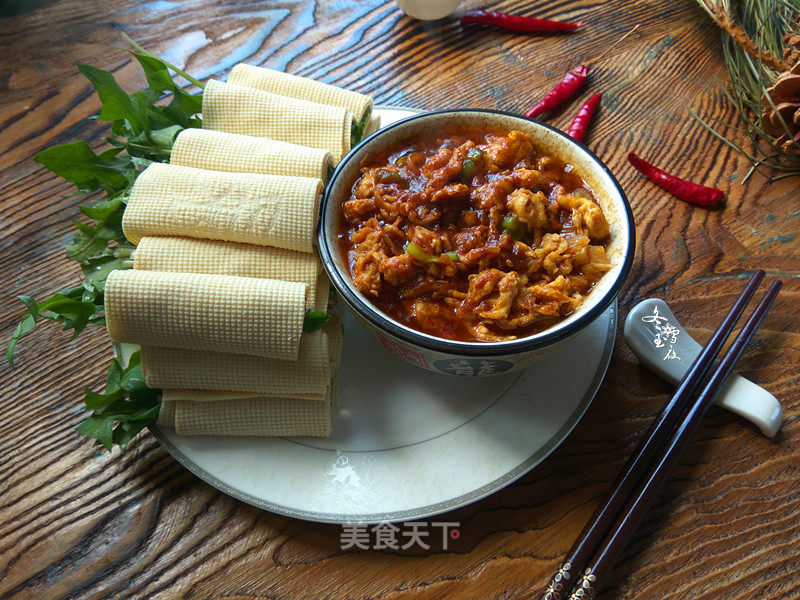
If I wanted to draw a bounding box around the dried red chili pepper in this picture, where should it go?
[627,151,725,207]
[525,65,588,119]
[567,93,602,142]
[460,10,581,33]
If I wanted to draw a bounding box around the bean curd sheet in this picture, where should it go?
[338,127,613,343]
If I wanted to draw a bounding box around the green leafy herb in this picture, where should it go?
[76,350,161,450]
[5,39,206,449]
[7,40,204,370]
[77,63,151,134]
[6,284,106,368]
[81,252,133,289]
[34,141,136,194]
[67,200,129,262]
[303,309,332,333]
[351,120,365,146]
[121,33,206,90]
[6,316,36,369]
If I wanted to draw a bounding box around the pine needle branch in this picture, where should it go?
[693,0,800,178]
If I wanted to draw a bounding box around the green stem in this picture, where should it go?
[120,33,206,89]
[114,246,134,258]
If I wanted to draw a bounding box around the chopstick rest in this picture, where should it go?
[624,298,782,437]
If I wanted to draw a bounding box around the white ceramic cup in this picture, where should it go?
[395,0,461,20]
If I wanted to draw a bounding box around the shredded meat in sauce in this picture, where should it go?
[338,127,613,342]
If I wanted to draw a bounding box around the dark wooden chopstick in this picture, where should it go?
[538,270,765,600]
[565,279,782,600]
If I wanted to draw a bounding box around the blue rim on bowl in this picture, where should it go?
[317,109,635,358]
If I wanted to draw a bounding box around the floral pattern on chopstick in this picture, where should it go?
[543,561,572,600]
[569,568,597,599]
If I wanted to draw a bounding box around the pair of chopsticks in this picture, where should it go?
[539,270,781,600]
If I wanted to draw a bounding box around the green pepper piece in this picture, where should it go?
[459,160,475,183]
[458,147,484,184]
[445,251,459,262]
[502,216,525,240]
[468,147,484,160]
[378,169,404,184]
[406,242,439,263]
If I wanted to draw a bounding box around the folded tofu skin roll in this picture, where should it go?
[158,386,335,406]
[157,396,332,437]
[133,236,321,309]
[202,79,352,162]
[228,64,373,144]
[105,270,307,360]
[122,163,322,253]
[314,273,331,312]
[324,318,344,370]
[171,128,333,181]
[140,330,331,396]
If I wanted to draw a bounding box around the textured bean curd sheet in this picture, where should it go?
[338,127,613,343]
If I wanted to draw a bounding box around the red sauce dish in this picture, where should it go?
[318,110,634,376]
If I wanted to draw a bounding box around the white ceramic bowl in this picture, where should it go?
[394,0,461,20]
[318,110,635,376]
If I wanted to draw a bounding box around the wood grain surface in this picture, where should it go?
[1,1,798,599]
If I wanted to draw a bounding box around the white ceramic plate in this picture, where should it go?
[149,107,618,523]
[152,301,615,523]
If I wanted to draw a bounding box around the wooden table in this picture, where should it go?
[1,1,798,598]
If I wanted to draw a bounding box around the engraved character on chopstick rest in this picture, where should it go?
[641,306,681,361]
